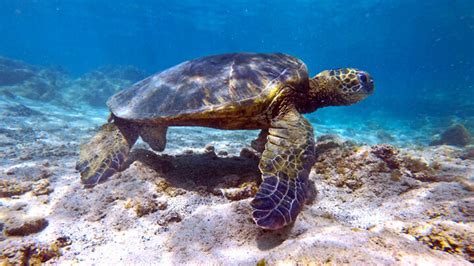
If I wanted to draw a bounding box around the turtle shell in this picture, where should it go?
[107,53,309,120]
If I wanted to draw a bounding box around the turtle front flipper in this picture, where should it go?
[250,107,315,230]
[76,122,138,186]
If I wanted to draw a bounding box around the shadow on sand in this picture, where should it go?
[127,148,261,192]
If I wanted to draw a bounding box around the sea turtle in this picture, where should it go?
[77,53,374,230]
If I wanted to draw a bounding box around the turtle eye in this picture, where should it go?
[356,71,374,93]
[357,72,368,84]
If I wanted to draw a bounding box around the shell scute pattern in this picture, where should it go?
[107,53,308,120]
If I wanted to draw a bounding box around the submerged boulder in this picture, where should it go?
[63,65,147,107]
[430,124,472,147]
[0,56,67,101]
[314,134,345,155]
[4,217,48,236]
[0,56,148,107]
[460,145,474,160]
[0,56,36,86]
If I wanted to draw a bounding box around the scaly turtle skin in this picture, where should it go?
[76,53,374,230]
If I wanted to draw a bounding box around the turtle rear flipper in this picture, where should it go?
[251,107,315,230]
[140,125,168,152]
[76,122,138,186]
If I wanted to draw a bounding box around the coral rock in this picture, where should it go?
[4,217,48,236]
[204,144,215,153]
[204,144,217,158]
[217,150,229,156]
[133,198,167,217]
[239,147,258,159]
[371,144,400,169]
[315,134,344,154]
[430,124,472,147]
[154,180,186,197]
[158,212,182,226]
[0,237,71,265]
[403,222,473,262]
[216,181,258,201]
[403,156,432,173]
[62,65,146,107]
[32,179,53,196]
[0,179,32,197]
[460,145,474,160]
[0,56,67,101]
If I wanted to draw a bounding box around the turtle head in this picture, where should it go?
[308,68,374,108]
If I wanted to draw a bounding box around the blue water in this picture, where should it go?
[0,0,473,144]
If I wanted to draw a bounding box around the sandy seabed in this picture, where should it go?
[0,93,473,265]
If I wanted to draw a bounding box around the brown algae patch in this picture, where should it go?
[403,222,474,262]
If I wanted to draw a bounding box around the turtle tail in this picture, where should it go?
[76,121,138,186]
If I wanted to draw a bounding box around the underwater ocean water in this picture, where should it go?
[0,0,473,265]
[0,0,473,144]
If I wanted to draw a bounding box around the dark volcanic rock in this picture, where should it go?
[430,124,472,147]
